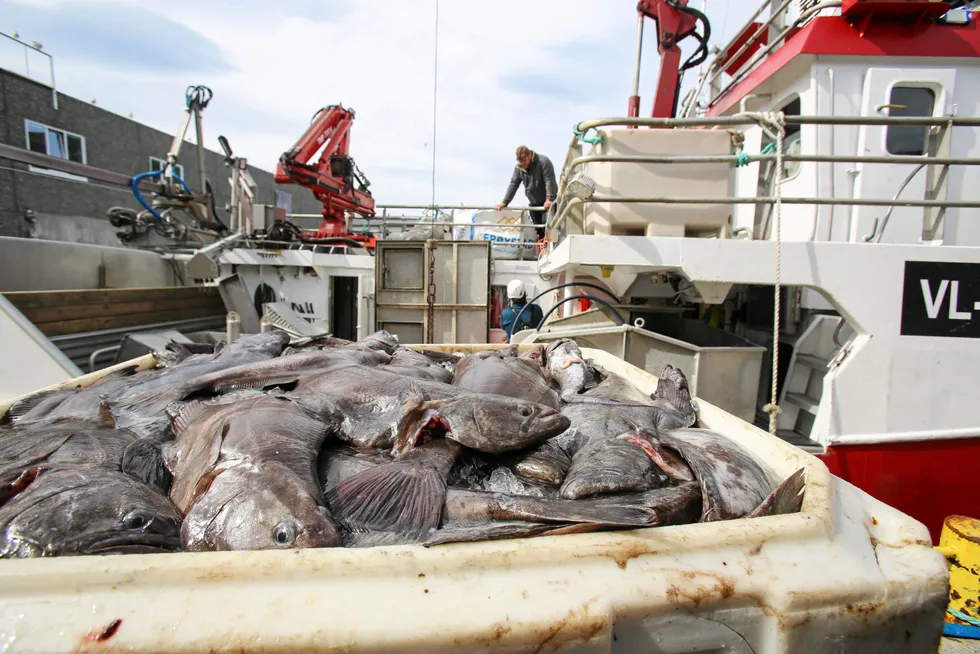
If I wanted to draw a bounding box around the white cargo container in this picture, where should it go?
[0,345,949,653]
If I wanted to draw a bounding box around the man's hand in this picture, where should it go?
[543,200,553,211]
[495,202,506,211]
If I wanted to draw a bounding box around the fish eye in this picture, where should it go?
[272,520,298,546]
[121,509,152,530]
[519,406,533,417]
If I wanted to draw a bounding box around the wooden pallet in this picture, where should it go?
[3,286,226,337]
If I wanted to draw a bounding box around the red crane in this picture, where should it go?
[629,0,711,120]
[275,104,377,245]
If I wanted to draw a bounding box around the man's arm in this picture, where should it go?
[531,304,545,330]
[501,167,522,207]
[542,157,558,203]
[500,307,516,342]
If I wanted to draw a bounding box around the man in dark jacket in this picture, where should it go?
[496,145,557,241]
[500,279,543,343]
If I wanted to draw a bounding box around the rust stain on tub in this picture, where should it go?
[665,570,736,608]
[77,618,122,649]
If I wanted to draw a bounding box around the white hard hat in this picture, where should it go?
[506,279,526,299]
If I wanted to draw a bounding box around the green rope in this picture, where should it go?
[573,122,604,145]
[949,608,980,627]
[734,141,778,167]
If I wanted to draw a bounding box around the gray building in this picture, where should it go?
[0,67,322,241]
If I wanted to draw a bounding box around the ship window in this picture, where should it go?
[24,119,86,164]
[885,86,935,156]
[149,156,184,179]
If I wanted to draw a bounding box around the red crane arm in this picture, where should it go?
[629,0,702,119]
[274,104,376,240]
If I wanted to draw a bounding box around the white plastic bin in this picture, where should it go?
[0,345,948,653]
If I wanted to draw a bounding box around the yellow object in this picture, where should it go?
[937,515,980,625]
[600,265,614,278]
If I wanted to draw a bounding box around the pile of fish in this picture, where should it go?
[0,331,806,557]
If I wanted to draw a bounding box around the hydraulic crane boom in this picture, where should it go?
[629,0,710,119]
[275,104,376,242]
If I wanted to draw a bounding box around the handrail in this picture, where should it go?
[575,115,980,129]
[707,2,843,107]
[707,0,796,86]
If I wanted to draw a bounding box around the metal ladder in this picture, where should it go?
[775,314,852,451]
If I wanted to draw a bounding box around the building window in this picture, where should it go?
[886,86,936,156]
[24,119,86,164]
[149,156,184,179]
[275,190,293,214]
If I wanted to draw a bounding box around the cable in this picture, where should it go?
[535,295,628,331]
[431,0,440,207]
[511,281,622,333]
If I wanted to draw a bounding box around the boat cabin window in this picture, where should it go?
[24,119,86,164]
[149,156,185,179]
[753,96,801,238]
[885,86,936,156]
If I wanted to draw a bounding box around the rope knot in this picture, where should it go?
[762,403,782,416]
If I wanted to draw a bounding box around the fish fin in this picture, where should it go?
[111,387,187,425]
[98,402,117,429]
[213,375,300,393]
[326,460,447,539]
[92,365,141,385]
[651,364,696,415]
[392,387,446,457]
[422,521,556,547]
[121,439,172,494]
[2,389,66,424]
[0,466,45,506]
[748,467,807,518]
[171,400,210,439]
[560,393,625,406]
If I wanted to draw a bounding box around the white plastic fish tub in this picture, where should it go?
[0,344,949,653]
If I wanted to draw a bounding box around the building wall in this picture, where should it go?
[0,68,322,238]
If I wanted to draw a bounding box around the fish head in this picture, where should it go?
[181,463,340,552]
[0,468,182,557]
[439,395,571,454]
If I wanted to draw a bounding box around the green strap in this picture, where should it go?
[573,122,604,145]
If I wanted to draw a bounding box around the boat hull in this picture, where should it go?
[819,438,980,543]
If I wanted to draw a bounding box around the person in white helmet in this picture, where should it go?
[499,279,543,343]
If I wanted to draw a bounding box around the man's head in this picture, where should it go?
[516,145,533,170]
[507,279,526,301]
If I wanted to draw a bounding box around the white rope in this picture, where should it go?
[740,111,786,434]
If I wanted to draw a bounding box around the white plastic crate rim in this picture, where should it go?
[0,345,949,653]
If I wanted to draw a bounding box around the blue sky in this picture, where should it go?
[1,0,755,207]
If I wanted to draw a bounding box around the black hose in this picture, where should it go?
[535,295,628,331]
[511,281,622,334]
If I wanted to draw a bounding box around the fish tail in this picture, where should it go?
[2,389,67,424]
[111,388,186,424]
[325,459,448,539]
[213,375,300,393]
[652,364,695,414]
[748,467,807,518]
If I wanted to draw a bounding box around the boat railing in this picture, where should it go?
[685,0,843,116]
[548,112,980,248]
[288,203,549,256]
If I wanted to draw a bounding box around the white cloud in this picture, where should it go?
[3,0,759,209]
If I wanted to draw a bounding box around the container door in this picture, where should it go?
[850,68,955,245]
[374,241,491,344]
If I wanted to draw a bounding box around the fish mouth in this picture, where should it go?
[531,414,571,439]
[72,531,182,555]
